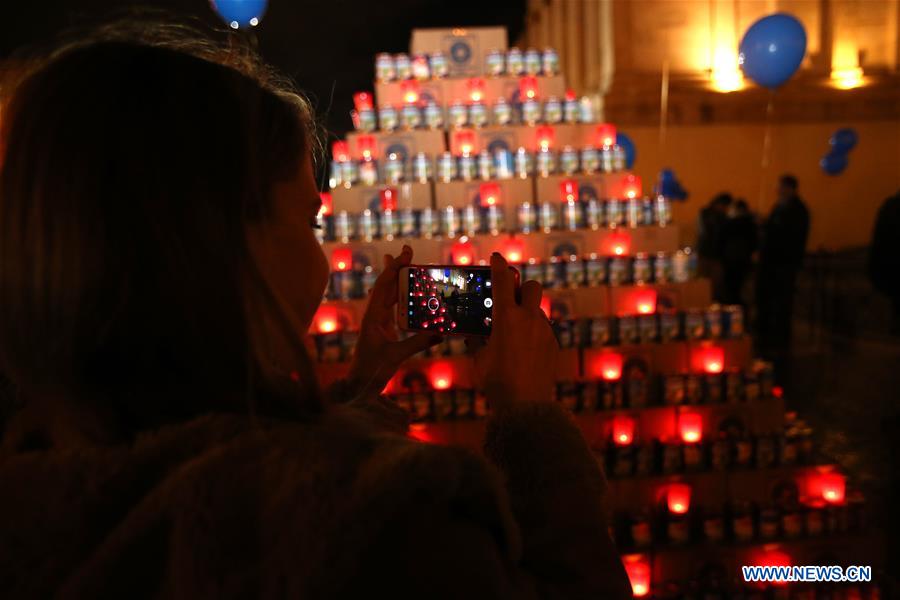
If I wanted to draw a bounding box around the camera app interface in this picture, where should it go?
[406,267,493,335]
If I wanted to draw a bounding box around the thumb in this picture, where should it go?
[390,333,442,363]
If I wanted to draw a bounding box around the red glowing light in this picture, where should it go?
[772,385,784,398]
[819,472,846,505]
[454,130,477,156]
[559,179,579,203]
[612,415,635,446]
[633,288,657,315]
[564,88,577,102]
[678,412,703,444]
[332,140,351,162]
[318,191,333,217]
[623,174,642,200]
[352,91,374,112]
[693,345,725,374]
[595,123,617,148]
[518,75,539,100]
[479,182,502,207]
[467,77,486,103]
[666,483,692,514]
[380,187,398,211]
[501,236,526,264]
[750,548,792,587]
[451,239,474,266]
[401,80,420,104]
[595,351,624,381]
[313,305,340,334]
[622,555,651,597]
[355,134,377,160]
[408,422,433,443]
[430,364,453,390]
[535,125,555,151]
[331,247,353,272]
[604,230,632,257]
[540,296,551,318]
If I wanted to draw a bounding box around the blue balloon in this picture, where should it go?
[616,132,636,168]
[829,128,858,153]
[212,0,268,28]
[739,13,807,89]
[820,151,848,176]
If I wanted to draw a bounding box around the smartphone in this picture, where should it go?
[398,265,517,336]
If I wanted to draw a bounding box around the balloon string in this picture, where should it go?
[758,90,776,212]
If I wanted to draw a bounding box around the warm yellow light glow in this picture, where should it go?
[711,46,744,92]
[831,42,864,90]
[831,67,864,89]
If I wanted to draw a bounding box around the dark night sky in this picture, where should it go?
[1,0,527,136]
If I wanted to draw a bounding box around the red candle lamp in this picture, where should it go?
[692,344,725,374]
[401,80,420,104]
[678,412,703,444]
[332,140,351,163]
[518,75,539,100]
[479,182,502,207]
[603,229,632,257]
[623,173,642,199]
[612,415,635,446]
[451,238,474,266]
[633,287,657,315]
[818,472,846,505]
[666,482,692,514]
[454,130,477,156]
[352,91,374,112]
[467,77,486,103]
[355,134,377,160]
[559,179,579,203]
[595,351,624,381]
[313,305,340,334]
[331,247,353,272]
[622,554,651,597]
[535,125,555,151]
[380,187,398,211]
[318,191,333,218]
[501,236,526,264]
[750,547,791,587]
[564,88,577,102]
[430,363,454,391]
[595,123,617,148]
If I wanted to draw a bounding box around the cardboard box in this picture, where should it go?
[331,182,433,213]
[374,79,447,108]
[433,178,533,228]
[346,129,446,160]
[442,74,566,105]
[410,27,508,77]
[534,173,613,204]
[448,123,583,156]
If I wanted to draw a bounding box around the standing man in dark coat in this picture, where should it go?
[755,174,810,387]
[720,199,758,307]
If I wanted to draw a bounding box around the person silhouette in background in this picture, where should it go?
[755,174,810,387]
[868,190,900,335]
[720,199,758,307]
[697,193,733,303]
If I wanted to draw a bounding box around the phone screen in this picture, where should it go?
[403,266,494,336]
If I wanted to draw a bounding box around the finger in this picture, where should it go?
[371,245,412,309]
[490,252,515,310]
[390,332,442,363]
[520,279,543,311]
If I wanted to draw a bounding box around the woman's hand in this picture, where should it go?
[475,253,559,409]
[346,245,440,399]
